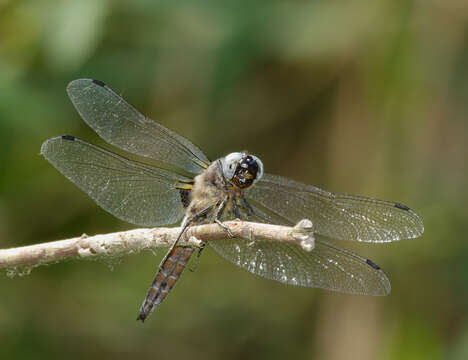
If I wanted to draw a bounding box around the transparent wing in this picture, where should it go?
[209,236,390,296]
[246,173,424,243]
[66,79,210,174]
[41,135,189,227]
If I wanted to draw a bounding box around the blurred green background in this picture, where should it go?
[1,0,467,359]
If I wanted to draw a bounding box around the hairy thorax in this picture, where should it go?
[187,160,241,222]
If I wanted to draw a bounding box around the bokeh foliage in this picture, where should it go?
[1,0,467,359]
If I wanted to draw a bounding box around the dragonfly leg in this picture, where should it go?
[240,195,254,217]
[167,204,214,255]
[189,242,206,272]
[215,219,234,237]
[240,195,272,223]
[232,200,241,219]
[214,197,234,237]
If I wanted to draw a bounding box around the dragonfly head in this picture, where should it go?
[222,152,263,189]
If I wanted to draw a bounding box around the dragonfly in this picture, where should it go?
[41,79,424,322]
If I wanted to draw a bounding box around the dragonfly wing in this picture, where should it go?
[41,135,189,227]
[66,79,210,174]
[210,203,390,295]
[209,235,390,296]
[246,173,424,242]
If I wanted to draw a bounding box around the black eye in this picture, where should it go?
[245,156,255,166]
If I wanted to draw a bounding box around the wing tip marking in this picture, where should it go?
[41,135,76,156]
[92,79,106,87]
[366,258,381,270]
[394,202,410,211]
[61,135,76,141]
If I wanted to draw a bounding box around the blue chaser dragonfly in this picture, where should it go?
[41,79,424,322]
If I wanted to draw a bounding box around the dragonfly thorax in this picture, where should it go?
[221,152,263,190]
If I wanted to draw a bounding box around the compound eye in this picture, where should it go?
[223,152,243,180]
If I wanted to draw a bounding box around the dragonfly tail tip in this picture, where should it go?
[136,312,147,323]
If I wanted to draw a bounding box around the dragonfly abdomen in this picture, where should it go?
[137,246,195,322]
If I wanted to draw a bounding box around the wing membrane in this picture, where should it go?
[209,236,390,296]
[66,79,210,174]
[41,136,189,226]
[246,173,424,242]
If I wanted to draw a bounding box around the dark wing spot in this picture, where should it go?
[394,202,410,211]
[92,79,106,87]
[366,258,381,270]
[61,135,75,141]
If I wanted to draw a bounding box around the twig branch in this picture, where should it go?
[0,220,314,271]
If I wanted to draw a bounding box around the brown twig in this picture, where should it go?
[0,220,314,270]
